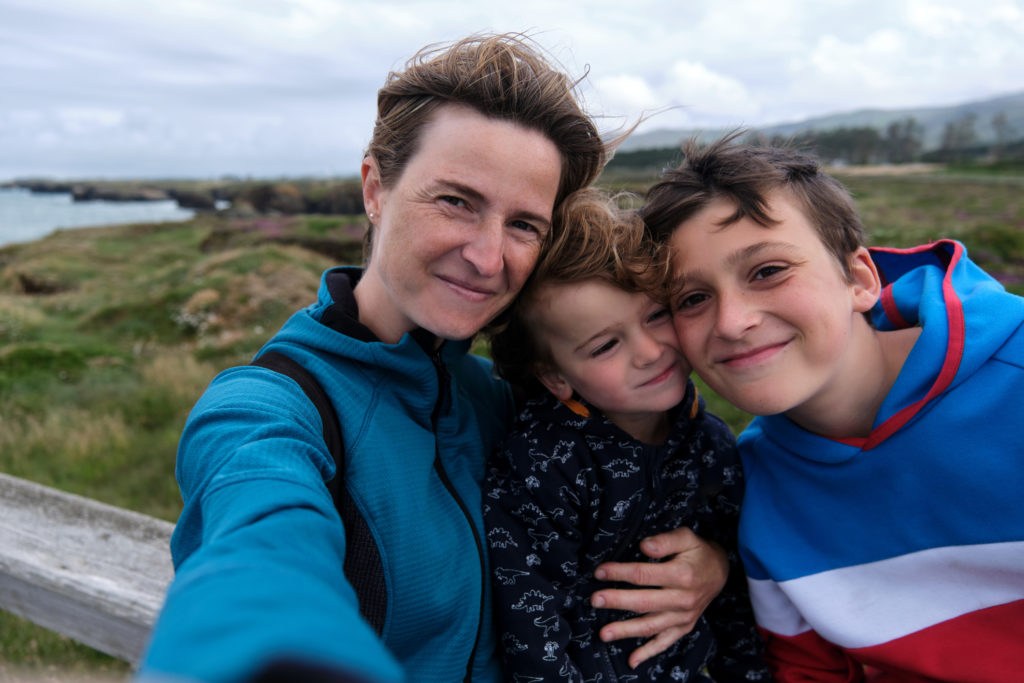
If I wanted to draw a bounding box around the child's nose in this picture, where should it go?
[633,330,665,366]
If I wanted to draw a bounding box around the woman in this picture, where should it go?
[140,34,728,683]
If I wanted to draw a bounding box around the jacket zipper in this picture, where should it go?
[429,346,486,682]
[595,445,665,681]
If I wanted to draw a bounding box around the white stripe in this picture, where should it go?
[748,541,1024,647]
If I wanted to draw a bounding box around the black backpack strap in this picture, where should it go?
[252,350,388,634]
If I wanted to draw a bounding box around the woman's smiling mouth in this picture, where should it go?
[439,274,497,302]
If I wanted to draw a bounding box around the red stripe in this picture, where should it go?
[762,600,1024,682]
[759,628,865,682]
[853,600,1024,682]
[879,284,908,329]
[868,242,944,256]
[863,242,966,450]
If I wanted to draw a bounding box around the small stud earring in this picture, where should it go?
[368,212,375,220]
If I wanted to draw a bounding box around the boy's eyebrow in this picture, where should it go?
[434,178,553,230]
[729,240,800,265]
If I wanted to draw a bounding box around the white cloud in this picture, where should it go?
[1,0,1022,179]
[662,61,760,122]
[906,0,967,37]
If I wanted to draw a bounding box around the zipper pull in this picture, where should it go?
[430,345,452,425]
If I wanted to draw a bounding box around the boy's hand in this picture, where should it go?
[590,527,729,669]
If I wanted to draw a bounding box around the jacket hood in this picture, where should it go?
[867,240,1024,445]
[749,241,1024,458]
[258,267,474,428]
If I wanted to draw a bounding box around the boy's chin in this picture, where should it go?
[711,386,794,418]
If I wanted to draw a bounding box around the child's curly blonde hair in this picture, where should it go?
[488,187,671,398]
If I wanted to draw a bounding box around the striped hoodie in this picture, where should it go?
[738,240,1024,681]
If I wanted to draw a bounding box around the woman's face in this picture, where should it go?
[358,104,562,343]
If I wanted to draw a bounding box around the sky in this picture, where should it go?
[2,0,1022,180]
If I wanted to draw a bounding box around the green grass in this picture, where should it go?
[0,218,339,521]
[0,610,129,678]
[841,173,1024,294]
[2,166,1023,668]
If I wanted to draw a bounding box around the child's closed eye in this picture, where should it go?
[590,339,618,357]
[647,307,671,323]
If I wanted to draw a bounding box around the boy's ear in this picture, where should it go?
[848,247,882,313]
[535,364,574,402]
[361,155,382,218]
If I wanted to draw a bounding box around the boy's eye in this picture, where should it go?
[753,264,787,280]
[675,292,709,310]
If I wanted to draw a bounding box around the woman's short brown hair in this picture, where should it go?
[364,33,608,257]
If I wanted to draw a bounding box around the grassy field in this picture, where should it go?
[1,166,1022,674]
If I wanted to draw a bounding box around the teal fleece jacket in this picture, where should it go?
[141,267,513,683]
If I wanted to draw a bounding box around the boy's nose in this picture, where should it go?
[461,218,504,277]
[714,291,759,339]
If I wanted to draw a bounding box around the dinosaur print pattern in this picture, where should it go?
[484,383,768,682]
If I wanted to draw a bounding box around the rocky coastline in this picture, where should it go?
[1,178,364,216]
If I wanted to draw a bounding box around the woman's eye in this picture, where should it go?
[440,195,466,208]
[510,220,540,235]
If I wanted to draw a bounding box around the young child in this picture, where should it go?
[641,136,1024,681]
[483,188,768,682]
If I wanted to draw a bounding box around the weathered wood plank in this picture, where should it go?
[0,473,174,663]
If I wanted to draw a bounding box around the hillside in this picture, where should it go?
[620,89,1024,152]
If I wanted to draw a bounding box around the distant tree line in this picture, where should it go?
[608,110,1023,170]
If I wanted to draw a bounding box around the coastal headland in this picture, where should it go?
[2,177,366,216]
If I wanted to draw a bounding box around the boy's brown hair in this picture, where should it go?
[641,133,866,279]
[489,188,669,397]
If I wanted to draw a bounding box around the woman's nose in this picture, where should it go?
[461,218,504,277]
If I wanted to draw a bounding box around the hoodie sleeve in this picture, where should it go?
[138,366,403,683]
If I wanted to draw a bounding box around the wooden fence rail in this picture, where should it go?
[0,472,174,664]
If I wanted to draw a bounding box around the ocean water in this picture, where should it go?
[0,186,197,248]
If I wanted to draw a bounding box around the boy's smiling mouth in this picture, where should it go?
[718,340,791,370]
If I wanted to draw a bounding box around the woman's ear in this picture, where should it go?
[361,155,382,218]
[536,365,573,401]
[848,247,882,313]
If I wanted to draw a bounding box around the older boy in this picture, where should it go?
[642,137,1024,681]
